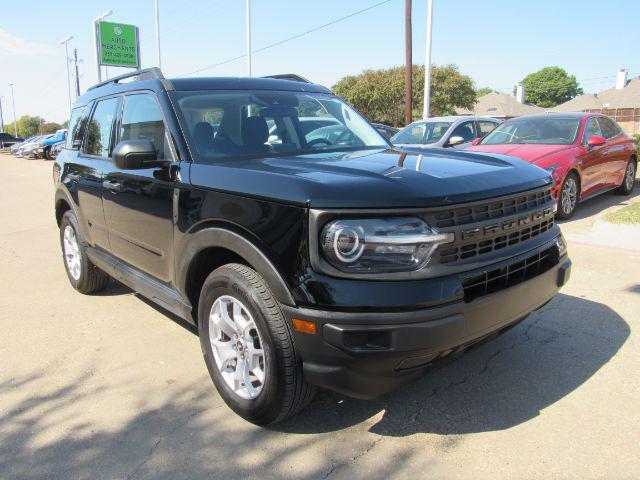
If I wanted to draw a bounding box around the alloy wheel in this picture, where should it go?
[63,225,82,281]
[208,295,266,399]
[625,162,635,191]
[561,177,578,216]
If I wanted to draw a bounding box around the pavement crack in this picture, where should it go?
[321,436,384,480]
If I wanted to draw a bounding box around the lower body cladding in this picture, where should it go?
[282,238,571,399]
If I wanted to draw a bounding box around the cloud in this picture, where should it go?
[0,28,55,57]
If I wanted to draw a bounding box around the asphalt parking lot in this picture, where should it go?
[1,153,638,480]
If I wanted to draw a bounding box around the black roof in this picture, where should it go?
[76,68,331,106]
[506,112,590,121]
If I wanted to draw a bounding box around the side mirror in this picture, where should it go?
[587,135,606,148]
[447,136,465,147]
[471,137,482,146]
[112,139,164,170]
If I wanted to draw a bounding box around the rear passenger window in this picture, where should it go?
[597,117,621,139]
[120,94,167,159]
[66,106,87,149]
[84,97,119,157]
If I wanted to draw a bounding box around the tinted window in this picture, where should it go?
[391,121,452,144]
[478,120,498,136]
[597,117,621,139]
[450,121,476,142]
[583,117,603,143]
[120,94,167,159]
[84,98,119,157]
[481,117,580,145]
[66,106,87,149]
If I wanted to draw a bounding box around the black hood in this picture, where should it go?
[189,148,553,208]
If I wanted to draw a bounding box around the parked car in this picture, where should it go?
[20,134,53,159]
[49,140,65,160]
[391,116,501,149]
[36,129,67,159]
[54,68,570,425]
[10,135,39,155]
[465,113,637,219]
[0,132,24,148]
[371,123,399,140]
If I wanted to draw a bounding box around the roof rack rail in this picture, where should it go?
[87,67,165,91]
[263,74,312,84]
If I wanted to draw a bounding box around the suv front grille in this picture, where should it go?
[462,245,558,302]
[433,189,553,228]
[439,218,555,264]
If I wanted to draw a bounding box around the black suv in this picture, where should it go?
[54,68,571,425]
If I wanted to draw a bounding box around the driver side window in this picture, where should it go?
[583,118,603,144]
[450,121,476,142]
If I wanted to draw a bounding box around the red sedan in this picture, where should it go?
[466,113,637,219]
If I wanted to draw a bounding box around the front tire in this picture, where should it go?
[616,159,636,195]
[59,210,109,294]
[557,172,580,220]
[198,263,315,425]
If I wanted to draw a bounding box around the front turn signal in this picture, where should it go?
[292,318,317,335]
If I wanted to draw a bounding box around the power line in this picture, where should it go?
[176,0,396,77]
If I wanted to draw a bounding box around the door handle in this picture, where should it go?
[103,180,122,193]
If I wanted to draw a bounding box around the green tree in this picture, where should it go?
[333,64,476,127]
[518,67,583,108]
[40,122,63,134]
[5,115,45,138]
[476,87,493,97]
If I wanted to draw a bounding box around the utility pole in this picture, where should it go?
[0,97,4,133]
[422,0,434,119]
[59,36,74,116]
[155,0,162,69]
[404,0,412,126]
[246,0,252,76]
[9,84,17,137]
[73,49,81,98]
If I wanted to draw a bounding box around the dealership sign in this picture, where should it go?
[97,21,140,68]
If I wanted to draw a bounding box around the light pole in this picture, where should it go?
[404,0,412,126]
[73,49,81,98]
[155,0,162,69]
[422,0,433,119]
[245,0,252,76]
[93,10,113,83]
[59,35,74,116]
[9,84,17,137]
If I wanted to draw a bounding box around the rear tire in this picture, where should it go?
[198,263,315,425]
[59,210,109,294]
[557,172,580,220]
[616,158,636,195]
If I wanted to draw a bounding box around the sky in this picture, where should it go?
[1,0,639,124]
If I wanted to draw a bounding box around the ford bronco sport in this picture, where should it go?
[54,68,571,425]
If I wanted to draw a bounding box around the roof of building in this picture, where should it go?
[553,76,640,111]
[457,92,545,118]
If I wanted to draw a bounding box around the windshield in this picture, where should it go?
[170,90,388,161]
[391,121,452,145]
[480,117,580,145]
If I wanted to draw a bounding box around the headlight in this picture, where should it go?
[320,217,453,274]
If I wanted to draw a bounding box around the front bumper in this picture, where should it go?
[282,249,571,399]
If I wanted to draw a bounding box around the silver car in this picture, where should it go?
[391,116,501,150]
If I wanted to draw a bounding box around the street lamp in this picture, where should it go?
[9,84,17,137]
[246,0,251,76]
[155,0,162,70]
[422,0,434,119]
[59,35,74,116]
[93,10,113,83]
[0,96,4,133]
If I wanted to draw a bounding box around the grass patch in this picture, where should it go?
[604,202,640,224]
